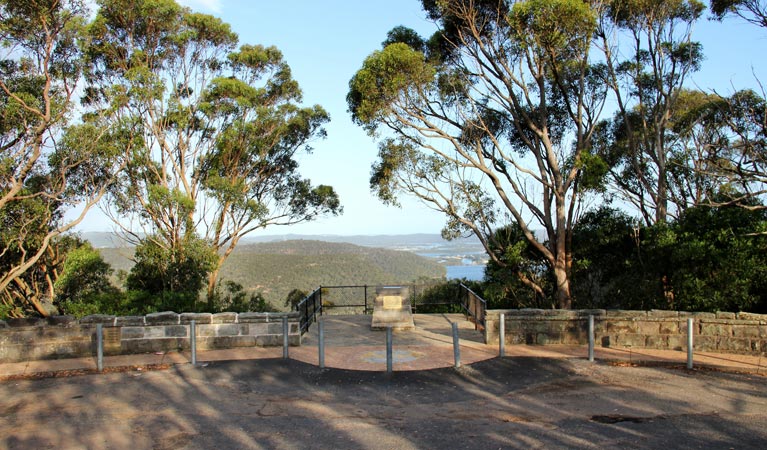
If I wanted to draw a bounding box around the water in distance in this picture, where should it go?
[446,265,485,281]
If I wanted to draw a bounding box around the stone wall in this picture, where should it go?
[485,309,767,356]
[0,311,301,363]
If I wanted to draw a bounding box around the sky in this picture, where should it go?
[74,0,767,237]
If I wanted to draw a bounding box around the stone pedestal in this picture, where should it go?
[371,286,415,331]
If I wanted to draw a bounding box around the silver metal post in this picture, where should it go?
[190,320,197,366]
[282,316,289,359]
[386,327,393,374]
[96,323,103,372]
[687,318,694,369]
[318,319,325,369]
[452,322,461,368]
[499,313,505,357]
[588,315,595,362]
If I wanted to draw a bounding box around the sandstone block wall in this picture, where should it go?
[0,311,301,363]
[484,309,767,356]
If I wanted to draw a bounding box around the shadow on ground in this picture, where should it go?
[2,356,766,449]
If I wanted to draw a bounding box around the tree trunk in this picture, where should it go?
[655,131,668,223]
[206,268,220,309]
[553,258,572,309]
[206,236,240,307]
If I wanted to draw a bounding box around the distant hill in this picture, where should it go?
[79,231,133,249]
[220,240,445,304]
[240,233,481,248]
[82,231,483,250]
[98,239,446,308]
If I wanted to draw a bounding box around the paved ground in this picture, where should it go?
[2,314,765,377]
[1,314,767,449]
[2,356,767,449]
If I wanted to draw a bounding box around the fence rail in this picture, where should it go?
[295,283,488,334]
[460,283,487,331]
[295,288,322,334]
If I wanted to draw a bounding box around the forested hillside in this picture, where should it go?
[100,240,445,307]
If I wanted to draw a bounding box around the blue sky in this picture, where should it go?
[76,0,767,236]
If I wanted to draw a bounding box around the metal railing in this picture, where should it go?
[295,283,488,334]
[295,287,322,334]
[318,283,463,315]
[460,283,487,331]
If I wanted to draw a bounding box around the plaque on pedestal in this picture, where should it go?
[371,286,415,331]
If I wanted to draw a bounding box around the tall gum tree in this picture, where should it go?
[348,0,609,308]
[707,1,767,211]
[85,0,341,301]
[0,0,128,316]
[594,0,705,225]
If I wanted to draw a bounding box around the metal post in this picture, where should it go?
[452,322,461,368]
[282,316,289,360]
[687,318,694,369]
[588,315,595,362]
[96,323,104,372]
[318,319,325,369]
[190,320,197,366]
[386,327,393,374]
[499,313,506,357]
[364,285,368,314]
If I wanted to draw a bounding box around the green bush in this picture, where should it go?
[208,280,276,313]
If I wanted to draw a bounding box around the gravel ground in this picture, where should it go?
[2,357,766,449]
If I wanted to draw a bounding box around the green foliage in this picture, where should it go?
[96,239,445,312]
[284,288,308,309]
[59,291,133,318]
[0,0,124,317]
[664,202,767,312]
[54,241,123,317]
[596,0,706,224]
[347,42,435,132]
[509,0,597,56]
[208,280,276,313]
[125,234,216,313]
[412,279,477,314]
[483,224,553,309]
[349,0,620,308]
[709,0,767,27]
[85,0,341,302]
[369,139,418,206]
[570,207,653,309]
[477,203,767,313]
[566,203,767,312]
[217,240,445,306]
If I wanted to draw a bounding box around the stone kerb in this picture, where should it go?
[485,308,767,356]
[0,311,301,363]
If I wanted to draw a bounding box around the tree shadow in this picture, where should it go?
[2,356,766,449]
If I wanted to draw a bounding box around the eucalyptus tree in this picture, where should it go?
[0,0,128,317]
[706,1,767,211]
[348,0,609,308]
[85,0,341,301]
[711,0,767,26]
[594,0,705,224]
[665,89,767,212]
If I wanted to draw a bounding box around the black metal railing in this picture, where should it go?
[460,283,487,330]
[317,284,462,315]
[295,283,488,334]
[295,287,322,334]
